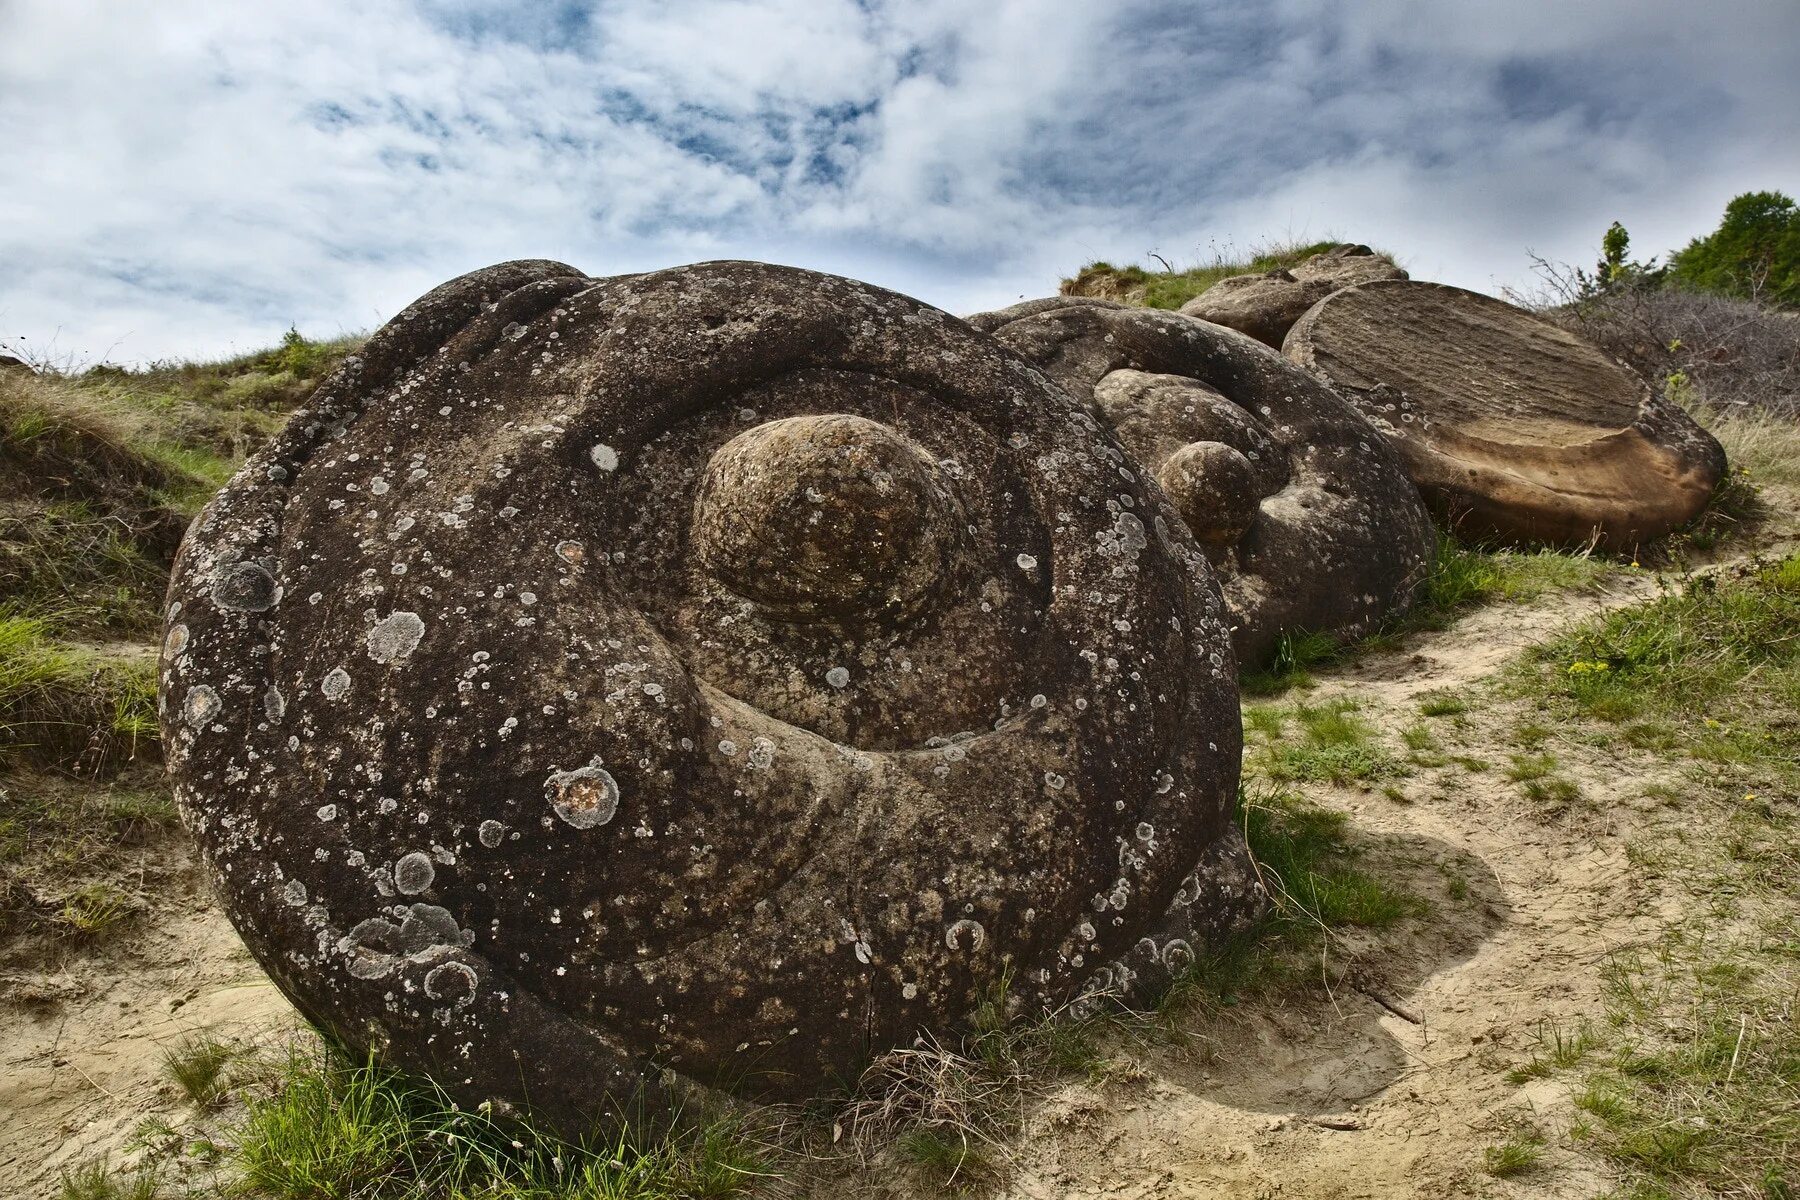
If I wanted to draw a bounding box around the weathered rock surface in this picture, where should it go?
[160,260,1261,1129]
[1179,244,1408,348]
[1284,280,1728,547]
[968,297,1435,666]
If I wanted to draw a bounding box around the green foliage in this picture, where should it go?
[1250,698,1407,786]
[234,1045,766,1200]
[0,610,158,771]
[1239,784,1427,931]
[1063,239,1345,311]
[1575,927,1800,1195]
[1669,190,1800,307]
[58,1159,162,1200]
[163,1033,242,1108]
[1483,1131,1546,1178]
[1535,555,1800,744]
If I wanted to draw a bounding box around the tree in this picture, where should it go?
[1668,190,1800,307]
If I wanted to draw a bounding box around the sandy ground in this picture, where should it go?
[3,502,1794,1199]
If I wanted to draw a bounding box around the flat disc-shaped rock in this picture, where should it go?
[160,261,1259,1131]
[1284,280,1727,547]
[968,297,1434,667]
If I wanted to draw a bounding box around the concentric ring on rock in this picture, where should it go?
[160,260,1261,1131]
[967,296,1435,667]
[1283,280,1727,547]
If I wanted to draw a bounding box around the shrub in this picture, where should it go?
[1668,190,1800,308]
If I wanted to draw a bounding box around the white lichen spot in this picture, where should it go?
[366,611,426,663]
[423,960,478,1006]
[545,765,620,829]
[1016,552,1038,570]
[1043,771,1066,790]
[394,851,436,895]
[321,667,351,700]
[317,804,338,822]
[945,919,986,952]
[478,819,506,848]
[164,623,190,658]
[555,540,585,565]
[264,686,286,722]
[589,443,620,472]
[282,879,308,907]
[902,982,918,1000]
[1029,693,1048,709]
[182,685,220,728]
[824,666,850,689]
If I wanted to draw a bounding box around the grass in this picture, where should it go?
[2,329,358,646]
[1483,1130,1547,1178]
[1567,925,1800,1195]
[228,1043,767,1200]
[1238,784,1428,932]
[1244,698,1408,787]
[163,1032,242,1109]
[0,610,158,772]
[1524,555,1800,794]
[0,775,177,947]
[58,1159,162,1200]
[1244,528,1616,693]
[1060,238,1346,310]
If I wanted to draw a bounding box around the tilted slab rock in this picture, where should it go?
[968,297,1434,667]
[1284,280,1727,547]
[160,260,1260,1129]
[1179,244,1407,348]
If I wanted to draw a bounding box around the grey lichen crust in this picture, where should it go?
[968,297,1436,667]
[160,260,1260,1130]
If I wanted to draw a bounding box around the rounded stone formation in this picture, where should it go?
[967,297,1435,667]
[1283,280,1728,547]
[159,260,1260,1132]
[1179,244,1407,348]
[1157,441,1259,546]
[692,413,961,622]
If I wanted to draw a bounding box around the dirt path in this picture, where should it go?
[3,504,1793,1199]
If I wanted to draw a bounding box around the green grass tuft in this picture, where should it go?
[232,1044,766,1200]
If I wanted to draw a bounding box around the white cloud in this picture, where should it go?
[1,0,1795,363]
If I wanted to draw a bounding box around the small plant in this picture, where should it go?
[163,1032,240,1108]
[896,1127,992,1186]
[58,882,133,935]
[58,1159,161,1200]
[1482,1131,1546,1178]
[1417,690,1469,717]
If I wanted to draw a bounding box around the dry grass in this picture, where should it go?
[1060,238,1349,311]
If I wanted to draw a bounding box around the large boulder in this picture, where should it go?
[160,261,1260,1130]
[1284,280,1728,547]
[1179,244,1407,348]
[968,297,1434,667]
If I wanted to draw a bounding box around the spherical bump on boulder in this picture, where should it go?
[1283,280,1728,547]
[692,413,959,622]
[1156,441,1260,546]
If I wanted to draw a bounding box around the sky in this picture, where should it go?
[3,0,1797,366]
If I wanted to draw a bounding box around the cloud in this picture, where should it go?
[1,0,1795,363]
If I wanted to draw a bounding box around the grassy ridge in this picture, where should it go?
[1060,239,1343,310]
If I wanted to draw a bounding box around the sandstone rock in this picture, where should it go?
[1179,244,1407,348]
[160,260,1261,1130]
[968,297,1435,667]
[1284,280,1728,547]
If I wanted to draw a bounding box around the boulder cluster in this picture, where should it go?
[160,249,1726,1130]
